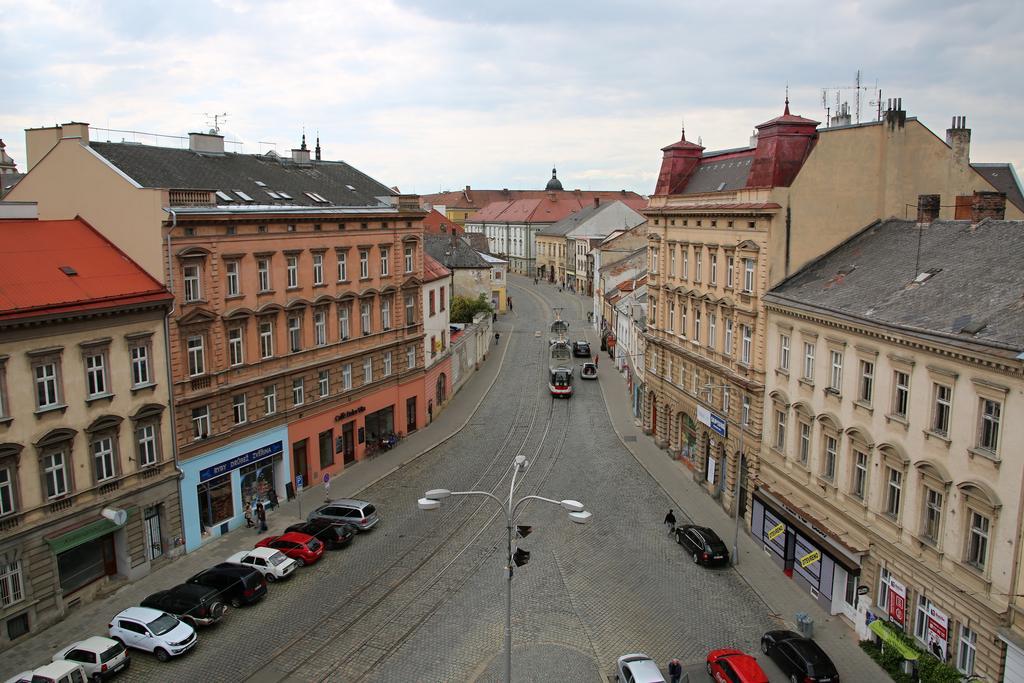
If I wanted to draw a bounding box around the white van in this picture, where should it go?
[29,661,87,683]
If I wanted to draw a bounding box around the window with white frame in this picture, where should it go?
[682,249,689,279]
[667,300,675,331]
[858,360,874,403]
[363,357,373,384]
[187,336,205,376]
[693,309,701,343]
[914,594,931,641]
[359,250,369,279]
[724,318,733,355]
[226,260,240,296]
[286,255,299,288]
[977,398,1001,453]
[779,334,790,371]
[669,248,676,276]
[228,327,244,366]
[877,567,892,612]
[34,360,61,409]
[0,560,24,608]
[264,385,277,415]
[405,295,416,325]
[694,249,702,281]
[136,423,158,467]
[43,450,69,498]
[257,258,271,291]
[722,386,730,413]
[91,436,116,482]
[380,248,389,276]
[774,409,787,450]
[292,378,304,406]
[885,467,903,518]
[799,420,811,465]
[318,370,330,397]
[823,435,837,480]
[0,465,14,516]
[259,321,274,359]
[288,315,302,352]
[312,253,324,285]
[743,258,755,292]
[183,264,201,302]
[726,256,734,287]
[852,449,868,499]
[407,345,416,369]
[829,350,843,392]
[314,310,327,346]
[740,325,752,365]
[338,304,350,339]
[381,297,392,330]
[922,486,943,543]
[383,351,392,377]
[803,342,815,381]
[680,305,688,339]
[84,351,108,397]
[931,383,952,436]
[337,251,348,281]
[966,509,990,569]
[892,370,910,418]
[707,314,717,349]
[741,394,750,427]
[130,341,151,387]
[232,394,247,424]
[404,246,413,273]
[342,364,352,390]
[360,301,372,335]
[957,624,977,675]
[709,251,717,285]
[192,405,210,440]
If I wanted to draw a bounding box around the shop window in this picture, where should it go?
[58,535,115,593]
[197,473,234,533]
[6,612,29,640]
[319,429,334,469]
[240,458,276,511]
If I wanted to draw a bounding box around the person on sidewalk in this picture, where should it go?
[256,502,267,532]
[244,506,254,529]
[668,658,682,683]
[593,353,599,368]
[267,488,278,510]
[664,509,677,535]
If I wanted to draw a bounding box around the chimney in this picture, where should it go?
[189,131,225,154]
[884,98,906,130]
[830,102,852,127]
[916,194,940,224]
[970,191,1006,223]
[946,115,971,166]
[654,124,704,195]
[748,129,758,148]
[60,122,90,142]
[291,133,311,164]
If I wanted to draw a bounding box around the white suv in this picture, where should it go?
[52,636,130,680]
[225,547,298,582]
[108,607,196,662]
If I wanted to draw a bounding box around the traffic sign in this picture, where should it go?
[323,472,330,484]
[767,523,785,541]
[799,550,821,568]
[296,474,304,489]
[697,406,728,438]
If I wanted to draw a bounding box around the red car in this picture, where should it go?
[256,532,324,566]
[707,649,769,683]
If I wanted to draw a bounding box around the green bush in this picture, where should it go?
[859,637,963,683]
[450,293,493,323]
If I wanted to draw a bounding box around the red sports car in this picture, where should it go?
[707,649,769,683]
[256,531,324,566]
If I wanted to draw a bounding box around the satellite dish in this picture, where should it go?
[102,507,128,526]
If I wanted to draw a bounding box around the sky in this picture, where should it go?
[2,0,1023,195]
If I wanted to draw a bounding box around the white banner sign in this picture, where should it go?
[926,604,949,660]
[707,457,717,484]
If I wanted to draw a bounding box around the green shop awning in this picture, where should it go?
[46,515,126,555]
[870,619,920,660]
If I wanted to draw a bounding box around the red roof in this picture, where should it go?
[423,187,645,211]
[470,195,648,224]
[0,217,171,321]
[422,253,451,283]
[421,209,462,235]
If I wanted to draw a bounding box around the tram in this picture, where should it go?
[548,313,573,398]
[549,367,574,398]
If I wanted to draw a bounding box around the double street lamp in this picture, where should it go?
[418,454,591,683]
[701,383,748,567]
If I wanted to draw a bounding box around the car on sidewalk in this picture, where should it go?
[285,518,356,550]
[186,564,267,608]
[308,499,379,532]
[256,531,324,566]
[107,607,196,662]
[615,653,666,683]
[25,661,88,683]
[706,649,768,683]
[580,362,598,379]
[572,340,591,357]
[140,583,227,627]
[674,524,730,566]
[225,547,298,581]
[760,630,840,683]
[52,636,130,681]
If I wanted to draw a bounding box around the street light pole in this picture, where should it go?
[418,456,591,683]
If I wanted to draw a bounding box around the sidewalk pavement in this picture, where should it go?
[593,349,888,681]
[0,320,514,678]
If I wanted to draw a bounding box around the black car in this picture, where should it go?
[141,583,227,627]
[186,564,267,608]
[674,524,730,566]
[761,630,840,682]
[285,518,356,550]
[572,341,591,358]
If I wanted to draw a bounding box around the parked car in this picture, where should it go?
[580,362,598,379]
[706,649,768,683]
[25,661,88,683]
[3,671,32,683]
[186,564,267,608]
[256,531,324,566]
[615,653,666,683]
[674,524,730,566]
[572,340,591,358]
[285,518,356,550]
[761,630,840,683]
[225,547,298,581]
[107,607,196,662]
[52,635,130,681]
[141,584,227,627]
[308,499,379,532]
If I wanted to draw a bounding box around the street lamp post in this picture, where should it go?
[418,455,591,683]
[703,383,747,567]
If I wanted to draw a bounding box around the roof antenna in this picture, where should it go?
[204,112,228,134]
[315,131,321,161]
[681,117,686,141]
[784,83,790,116]
[301,126,307,151]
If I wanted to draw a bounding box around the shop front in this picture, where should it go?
[752,488,863,617]
[178,426,290,552]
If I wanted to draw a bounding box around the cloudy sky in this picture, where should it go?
[2,0,1022,194]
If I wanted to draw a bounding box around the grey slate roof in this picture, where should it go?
[90,142,394,207]
[683,154,753,194]
[1,173,24,197]
[423,234,490,269]
[972,163,1024,213]
[536,203,603,236]
[767,218,1024,354]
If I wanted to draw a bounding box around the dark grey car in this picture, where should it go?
[308,499,379,532]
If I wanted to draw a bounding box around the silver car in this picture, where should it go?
[308,499,379,532]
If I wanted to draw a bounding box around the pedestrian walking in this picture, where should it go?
[664,509,677,535]
[508,297,513,312]
[492,311,497,322]
[244,506,254,528]
[668,658,683,683]
[593,353,599,368]
[256,502,267,532]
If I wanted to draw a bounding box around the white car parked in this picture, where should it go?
[107,607,196,662]
[225,547,298,582]
[23,661,87,683]
[52,636,130,681]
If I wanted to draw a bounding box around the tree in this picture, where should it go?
[450,293,493,323]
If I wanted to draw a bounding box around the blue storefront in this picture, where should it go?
[179,427,291,552]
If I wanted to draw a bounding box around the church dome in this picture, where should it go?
[545,167,563,191]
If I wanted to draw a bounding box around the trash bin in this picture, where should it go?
[796,612,814,638]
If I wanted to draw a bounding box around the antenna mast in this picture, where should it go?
[203,112,229,134]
